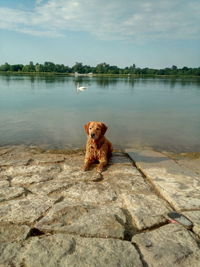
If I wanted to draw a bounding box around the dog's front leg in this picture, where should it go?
[83,157,93,171]
[97,158,107,173]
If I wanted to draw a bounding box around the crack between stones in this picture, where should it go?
[126,154,177,212]
[132,242,149,267]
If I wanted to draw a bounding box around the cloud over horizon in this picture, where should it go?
[0,0,200,42]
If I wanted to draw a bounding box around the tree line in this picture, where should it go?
[0,61,200,76]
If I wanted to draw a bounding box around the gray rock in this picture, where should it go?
[103,164,152,194]
[28,180,74,197]
[0,242,22,267]
[0,223,30,242]
[60,182,117,205]
[0,187,25,202]
[0,195,54,224]
[183,211,200,238]
[120,193,171,230]
[35,201,126,238]
[32,153,65,164]
[126,149,200,211]
[109,152,132,164]
[19,234,142,267]
[132,223,200,267]
[0,180,9,188]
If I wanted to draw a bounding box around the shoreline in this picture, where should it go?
[1,71,200,79]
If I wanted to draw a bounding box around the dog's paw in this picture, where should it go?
[82,165,89,171]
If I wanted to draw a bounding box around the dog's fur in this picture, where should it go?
[83,121,112,173]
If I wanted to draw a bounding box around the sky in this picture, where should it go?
[0,0,200,68]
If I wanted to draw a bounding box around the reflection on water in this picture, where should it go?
[0,74,200,152]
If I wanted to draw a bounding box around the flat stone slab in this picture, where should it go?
[126,149,200,211]
[35,201,126,239]
[0,195,54,224]
[58,182,118,205]
[120,193,171,230]
[132,223,200,267]
[183,211,200,238]
[0,223,30,242]
[0,186,25,202]
[103,164,153,195]
[16,234,142,267]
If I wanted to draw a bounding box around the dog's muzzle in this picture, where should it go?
[91,133,96,139]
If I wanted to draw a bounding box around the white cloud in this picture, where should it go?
[0,0,199,41]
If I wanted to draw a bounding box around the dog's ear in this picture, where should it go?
[84,122,91,135]
[101,123,107,136]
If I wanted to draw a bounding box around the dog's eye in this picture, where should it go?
[97,128,100,130]
[89,128,92,130]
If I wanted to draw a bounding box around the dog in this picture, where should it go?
[83,121,113,173]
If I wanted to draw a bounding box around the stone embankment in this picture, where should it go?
[0,146,200,266]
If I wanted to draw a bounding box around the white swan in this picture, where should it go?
[77,83,87,91]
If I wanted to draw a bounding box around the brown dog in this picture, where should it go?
[83,121,112,173]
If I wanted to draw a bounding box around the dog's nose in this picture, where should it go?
[91,133,95,138]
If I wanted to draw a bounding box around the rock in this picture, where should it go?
[109,152,132,165]
[0,165,61,187]
[0,223,30,242]
[0,187,25,202]
[19,234,143,267]
[0,180,9,188]
[35,201,126,239]
[103,164,152,194]
[183,211,200,238]
[59,182,117,205]
[120,193,171,230]
[0,195,54,224]
[0,157,30,167]
[126,149,200,211]
[132,223,200,267]
[32,153,66,164]
[28,180,74,197]
[0,242,22,267]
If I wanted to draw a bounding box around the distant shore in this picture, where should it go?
[1,71,200,79]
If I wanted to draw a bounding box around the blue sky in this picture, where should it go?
[0,0,200,68]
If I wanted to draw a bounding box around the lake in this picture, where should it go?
[0,74,200,152]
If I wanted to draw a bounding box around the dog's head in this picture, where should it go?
[84,121,107,140]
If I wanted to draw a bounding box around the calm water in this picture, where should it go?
[0,74,200,152]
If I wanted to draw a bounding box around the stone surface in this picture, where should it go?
[0,180,9,188]
[0,145,200,266]
[126,149,200,211]
[132,223,200,267]
[0,186,25,202]
[59,182,118,205]
[19,234,142,267]
[0,223,30,242]
[183,211,200,238]
[0,242,22,267]
[0,195,54,224]
[103,164,152,194]
[35,201,126,238]
[120,193,171,230]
